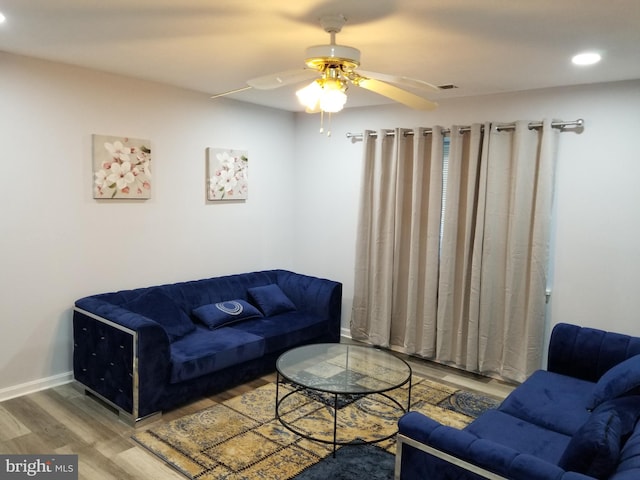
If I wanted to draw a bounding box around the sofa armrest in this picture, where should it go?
[395,433,508,480]
[548,323,640,382]
[396,412,595,480]
[73,297,171,421]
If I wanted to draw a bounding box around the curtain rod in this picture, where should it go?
[345,118,584,141]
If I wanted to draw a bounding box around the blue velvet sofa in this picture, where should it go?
[73,269,342,424]
[396,323,640,480]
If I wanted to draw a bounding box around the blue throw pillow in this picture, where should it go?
[124,289,195,341]
[247,284,296,316]
[593,396,640,439]
[192,300,262,329]
[558,410,622,479]
[588,355,640,409]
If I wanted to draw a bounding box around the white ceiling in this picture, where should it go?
[1,0,639,112]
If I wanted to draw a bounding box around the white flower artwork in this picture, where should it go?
[92,134,151,199]
[207,148,248,201]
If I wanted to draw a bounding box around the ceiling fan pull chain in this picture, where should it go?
[318,110,334,137]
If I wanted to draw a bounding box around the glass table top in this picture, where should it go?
[276,343,411,395]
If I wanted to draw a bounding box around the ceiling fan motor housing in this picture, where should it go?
[305,44,361,71]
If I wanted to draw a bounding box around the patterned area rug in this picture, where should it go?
[133,376,499,480]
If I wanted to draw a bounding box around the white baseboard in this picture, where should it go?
[0,371,74,403]
[340,327,352,339]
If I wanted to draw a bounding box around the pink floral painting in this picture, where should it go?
[207,148,248,200]
[93,134,152,199]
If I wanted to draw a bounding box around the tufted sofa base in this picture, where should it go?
[81,385,162,426]
[73,307,164,425]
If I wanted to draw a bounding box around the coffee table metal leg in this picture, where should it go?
[333,393,338,457]
[275,372,280,418]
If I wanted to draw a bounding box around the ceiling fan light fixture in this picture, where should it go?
[296,75,348,113]
[296,80,322,111]
[319,80,347,113]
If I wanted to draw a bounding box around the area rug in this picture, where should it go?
[294,443,394,480]
[133,376,499,480]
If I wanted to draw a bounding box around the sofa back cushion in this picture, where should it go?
[124,289,195,341]
[548,323,640,383]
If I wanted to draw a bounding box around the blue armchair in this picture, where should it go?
[396,323,640,480]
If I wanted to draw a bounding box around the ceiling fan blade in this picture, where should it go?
[210,86,252,99]
[354,77,438,110]
[356,70,441,93]
[247,69,319,90]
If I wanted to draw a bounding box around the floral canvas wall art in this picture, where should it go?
[93,134,152,199]
[207,148,248,200]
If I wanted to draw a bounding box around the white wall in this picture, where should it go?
[292,80,640,357]
[2,50,639,396]
[0,53,297,397]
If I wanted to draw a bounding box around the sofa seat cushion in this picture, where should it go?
[169,326,265,383]
[464,409,572,464]
[498,369,594,435]
[231,311,327,353]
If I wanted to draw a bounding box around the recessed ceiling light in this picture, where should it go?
[572,52,602,66]
[0,12,6,23]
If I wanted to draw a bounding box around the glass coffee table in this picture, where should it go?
[275,343,412,455]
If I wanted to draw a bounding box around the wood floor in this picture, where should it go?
[0,344,516,480]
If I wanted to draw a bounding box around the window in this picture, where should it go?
[439,136,450,249]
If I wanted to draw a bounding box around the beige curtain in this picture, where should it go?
[351,128,443,350]
[435,123,488,369]
[351,130,397,346]
[351,120,558,382]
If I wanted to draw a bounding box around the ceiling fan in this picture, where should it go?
[215,14,439,114]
